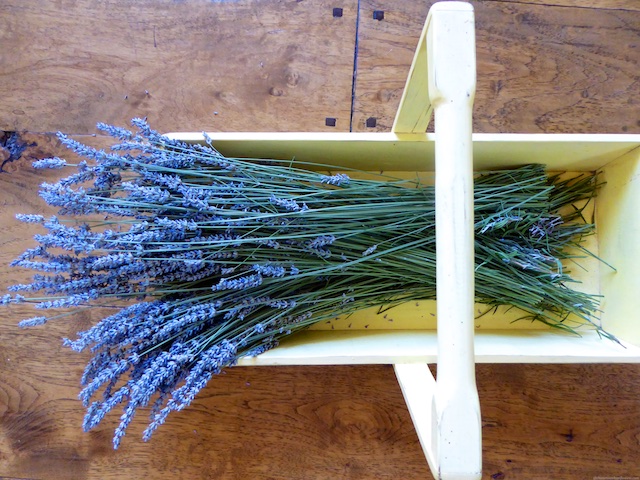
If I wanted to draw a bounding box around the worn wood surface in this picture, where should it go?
[486,0,640,11]
[0,0,357,133]
[1,1,640,479]
[352,0,640,133]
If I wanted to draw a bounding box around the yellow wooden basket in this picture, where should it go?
[168,3,640,478]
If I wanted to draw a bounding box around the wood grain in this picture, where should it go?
[350,0,433,133]
[352,0,640,133]
[0,0,357,134]
[1,1,640,479]
[479,364,640,479]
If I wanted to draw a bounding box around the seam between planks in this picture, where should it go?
[349,0,362,132]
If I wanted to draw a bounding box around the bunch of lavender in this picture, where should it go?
[3,118,610,448]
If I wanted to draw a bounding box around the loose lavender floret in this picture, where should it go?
[530,215,564,238]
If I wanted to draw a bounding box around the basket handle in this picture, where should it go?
[394,3,481,479]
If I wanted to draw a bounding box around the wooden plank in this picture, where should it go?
[351,1,433,132]
[479,363,640,479]
[1,2,640,479]
[0,134,114,479]
[0,0,357,134]
[2,315,640,480]
[486,0,640,11]
[352,0,640,133]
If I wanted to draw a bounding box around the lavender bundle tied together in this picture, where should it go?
[3,119,611,448]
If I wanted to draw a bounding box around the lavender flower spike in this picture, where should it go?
[362,245,378,256]
[320,173,350,186]
[18,316,48,328]
[32,157,67,169]
[15,214,45,223]
[1,294,25,305]
[4,120,606,450]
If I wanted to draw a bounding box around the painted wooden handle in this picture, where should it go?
[431,3,481,478]
[395,3,482,479]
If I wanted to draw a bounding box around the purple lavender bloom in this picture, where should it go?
[308,235,335,249]
[214,274,263,291]
[150,302,219,344]
[18,316,47,327]
[56,133,109,160]
[111,346,193,448]
[130,118,194,156]
[11,245,47,263]
[142,171,183,190]
[252,263,286,277]
[35,292,97,309]
[34,229,96,255]
[267,299,297,309]
[7,272,64,293]
[32,157,67,169]
[269,194,308,212]
[93,171,123,191]
[91,253,135,270]
[15,214,45,223]
[320,173,350,186]
[67,302,165,354]
[141,340,238,441]
[96,122,134,141]
[80,358,132,407]
[122,182,170,204]
[13,260,70,273]
[362,245,378,256]
[82,385,131,432]
[154,217,199,232]
[39,182,94,215]
[59,168,96,187]
[245,341,279,357]
[530,215,564,238]
[178,186,210,211]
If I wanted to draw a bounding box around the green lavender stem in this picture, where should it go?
[2,119,611,449]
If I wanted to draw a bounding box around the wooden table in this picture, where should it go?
[1,1,639,478]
